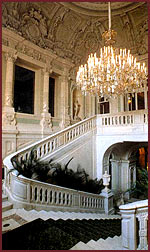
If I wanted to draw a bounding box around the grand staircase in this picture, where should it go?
[2,191,122,250]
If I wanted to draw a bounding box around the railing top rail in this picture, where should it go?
[97,109,148,117]
[119,199,148,210]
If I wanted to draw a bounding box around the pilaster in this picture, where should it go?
[40,66,53,134]
[2,52,17,131]
[59,70,70,129]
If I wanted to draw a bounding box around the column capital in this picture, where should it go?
[42,65,53,75]
[5,51,17,63]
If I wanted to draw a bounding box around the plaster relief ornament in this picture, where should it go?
[21,8,48,44]
[136,20,148,55]
[40,113,53,130]
[6,96,13,107]
[3,113,16,126]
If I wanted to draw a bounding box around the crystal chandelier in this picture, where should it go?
[76,2,147,98]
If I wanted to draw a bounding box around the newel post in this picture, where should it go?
[100,171,114,214]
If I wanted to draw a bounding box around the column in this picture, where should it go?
[2,52,17,129]
[110,159,119,192]
[40,67,53,135]
[135,92,138,110]
[120,160,130,192]
[59,70,70,129]
[144,88,148,110]
[120,95,124,112]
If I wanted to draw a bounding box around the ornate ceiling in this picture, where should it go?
[2,2,148,66]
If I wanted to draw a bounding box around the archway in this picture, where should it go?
[102,142,148,197]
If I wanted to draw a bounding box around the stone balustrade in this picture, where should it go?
[4,169,105,212]
[3,116,108,213]
[98,109,148,126]
[5,116,96,167]
[119,200,148,250]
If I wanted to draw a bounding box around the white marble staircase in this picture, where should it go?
[70,236,122,250]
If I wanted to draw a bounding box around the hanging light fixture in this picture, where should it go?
[76,2,147,98]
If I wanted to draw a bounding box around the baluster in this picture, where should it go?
[40,188,43,202]
[65,194,68,205]
[64,193,67,205]
[34,187,37,201]
[75,128,78,137]
[68,131,70,141]
[56,191,59,204]
[93,198,95,208]
[49,190,52,204]
[91,198,94,207]
[42,188,45,203]
[115,116,117,125]
[45,189,48,203]
[31,185,33,201]
[65,132,68,143]
[85,197,87,207]
[37,187,40,203]
[102,118,104,126]
[53,139,56,150]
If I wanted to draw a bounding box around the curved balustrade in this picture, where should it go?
[4,166,105,213]
[3,116,107,213]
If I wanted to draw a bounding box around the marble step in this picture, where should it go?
[88,236,122,250]
[70,241,93,250]
[15,208,121,222]
[2,201,13,212]
[70,236,122,250]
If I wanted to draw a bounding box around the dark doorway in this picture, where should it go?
[137,92,145,110]
[100,102,109,114]
[49,77,55,117]
[14,65,34,114]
